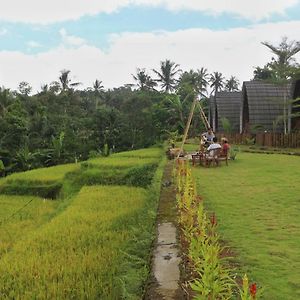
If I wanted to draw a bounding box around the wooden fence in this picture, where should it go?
[217,132,300,148]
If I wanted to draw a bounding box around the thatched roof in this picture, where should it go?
[242,81,292,133]
[215,91,241,132]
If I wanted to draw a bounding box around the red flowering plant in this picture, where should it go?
[239,274,260,299]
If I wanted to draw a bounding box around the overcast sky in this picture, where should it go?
[0,0,300,93]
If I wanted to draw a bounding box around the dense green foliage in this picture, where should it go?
[192,152,300,299]
[0,74,208,175]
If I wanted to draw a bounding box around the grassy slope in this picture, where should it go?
[192,153,300,300]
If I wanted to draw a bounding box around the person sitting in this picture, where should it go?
[201,128,215,146]
[207,137,221,157]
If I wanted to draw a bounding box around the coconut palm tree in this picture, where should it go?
[59,69,81,92]
[262,37,300,66]
[153,59,181,93]
[262,37,300,80]
[132,68,157,91]
[225,76,240,92]
[210,72,225,131]
[178,67,209,97]
[93,79,104,93]
[262,37,300,134]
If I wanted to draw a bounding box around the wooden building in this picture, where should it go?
[241,81,292,133]
[291,79,300,130]
[208,80,300,134]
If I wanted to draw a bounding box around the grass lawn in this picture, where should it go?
[191,152,300,299]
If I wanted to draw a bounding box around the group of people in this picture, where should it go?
[200,128,230,157]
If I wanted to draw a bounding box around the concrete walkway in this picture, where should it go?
[144,162,184,299]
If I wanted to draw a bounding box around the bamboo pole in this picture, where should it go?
[198,101,210,130]
[176,97,198,159]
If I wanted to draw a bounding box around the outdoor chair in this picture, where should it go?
[204,147,228,167]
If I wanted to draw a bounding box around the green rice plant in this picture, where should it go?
[0,163,80,198]
[1,163,80,184]
[0,181,62,199]
[0,186,148,299]
[72,164,157,188]
[83,156,159,169]
[0,195,58,257]
[112,147,163,158]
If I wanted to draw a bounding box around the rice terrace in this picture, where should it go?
[1,5,300,299]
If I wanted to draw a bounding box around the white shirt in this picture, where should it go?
[207,143,221,157]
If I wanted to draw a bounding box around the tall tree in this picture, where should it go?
[153,59,181,93]
[261,37,300,133]
[178,68,209,97]
[254,37,300,81]
[93,79,104,94]
[59,69,81,92]
[132,68,157,91]
[210,72,225,131]
[225,76,240,92]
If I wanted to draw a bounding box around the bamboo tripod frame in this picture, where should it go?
[176,97,211,159]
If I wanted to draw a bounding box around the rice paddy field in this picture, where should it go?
[0,147,165,299]
[1,163,80,184]
[190,151,300,300]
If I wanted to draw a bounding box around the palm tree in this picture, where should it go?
[153,59,181,93]
[196,67,209,97]
[92,79,104,110]
[262,37,300,66]
[132,68,157,91]
[262,37,300,134]
[225,76,240,92]
[59,69,81,92]
[93,79,104,94]
[210,72,225,131]
[178,67,209,97]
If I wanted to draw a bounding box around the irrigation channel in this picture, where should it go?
[144,161,185,299]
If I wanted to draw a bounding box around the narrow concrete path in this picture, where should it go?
[144,161,184,299]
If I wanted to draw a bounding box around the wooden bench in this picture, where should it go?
[204,147,229,167]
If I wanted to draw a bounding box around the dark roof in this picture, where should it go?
[242,81,292,132]
[215,91,241,132]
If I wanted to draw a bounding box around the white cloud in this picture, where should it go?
[0,21,300,92]
[59,28,86,47]
[0,0,298,23]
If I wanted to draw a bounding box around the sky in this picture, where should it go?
[0,0,300,93]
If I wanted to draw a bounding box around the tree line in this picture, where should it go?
[0,37,299,175]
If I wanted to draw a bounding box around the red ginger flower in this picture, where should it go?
[249,283,257,298]
[210,213,217,226]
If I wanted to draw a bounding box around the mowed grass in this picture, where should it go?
[0,195,58,256]
[0,186,148,300]
[192,153,300,300]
